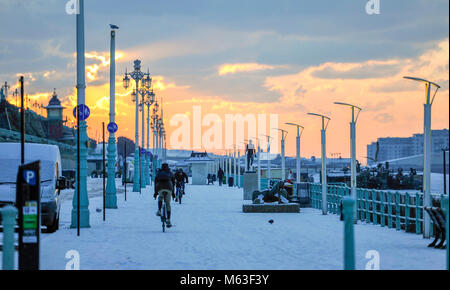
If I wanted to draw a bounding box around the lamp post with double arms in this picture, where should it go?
[145,88,155,186]
[123,60,151,192]
[307,113,331,215]
[151,100,159,179]
[403,76,441,238]
[334,102,362,223]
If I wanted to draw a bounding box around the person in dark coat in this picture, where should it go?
[154,163,175,227]
[217,167,224,186]
[174,168,189,195]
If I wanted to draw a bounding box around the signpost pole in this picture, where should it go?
[77,105,80,236]
[102,122,106,221]
[20,76,24,164]
[139,147,142,194]
[124,142,127,201]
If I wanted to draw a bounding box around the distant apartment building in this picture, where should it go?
[367,129,449,165]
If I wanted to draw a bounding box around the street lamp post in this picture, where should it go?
[334,102,362,223]
[286,123,305,183]
[71,0,90,229]
[257,138,261,190]
[225,152,228,177]
[275,129,288,180]
[145,88,155,186]
[237,149,241,188]
[403,76,441,238]
[106,24,119,209]
[140,73,152,189]
[242,141,248,173]
[308,113,331,215]
[233,146,237,187]
[123,59,151,192]
[251,137,262,190]
[262,135,272,188]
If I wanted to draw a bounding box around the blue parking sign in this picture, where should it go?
[23,170,36,186]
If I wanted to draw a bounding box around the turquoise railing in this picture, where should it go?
[309,183,443,235]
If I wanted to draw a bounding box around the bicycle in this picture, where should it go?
[160,191,169,232]
[175,182,184,204]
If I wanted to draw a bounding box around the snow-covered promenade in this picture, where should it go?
[35,179,447,270]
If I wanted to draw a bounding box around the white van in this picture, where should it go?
[0,143,64,233]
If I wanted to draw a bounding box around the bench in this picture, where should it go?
[424,206,447,249]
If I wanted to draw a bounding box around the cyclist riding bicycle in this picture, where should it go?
[174,168,189,198]
[154,163,175,227]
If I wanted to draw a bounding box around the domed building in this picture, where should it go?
[45,89,65,140]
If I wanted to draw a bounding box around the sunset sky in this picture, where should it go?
[0,0,448,162]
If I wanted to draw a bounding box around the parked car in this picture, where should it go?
[0,143,66,233]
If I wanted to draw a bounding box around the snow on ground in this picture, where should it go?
[431,173,449,195]
[33,178,447,270]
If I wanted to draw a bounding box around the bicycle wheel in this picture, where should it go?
[161,203,166,232]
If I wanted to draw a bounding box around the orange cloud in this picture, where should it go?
[218,63,278,75]
[84,50,125,81]
[263,38,449,161]
[13,40,448,163]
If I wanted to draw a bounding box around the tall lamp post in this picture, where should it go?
[237,147,241,188]
[123,60,151,192]
[251,137,262,190]
[308,113,331,215]
[286,123,304,183]
[274,128,288,180]
[334,102,362,222]
[262,135,273,188]
[233,145,237,187]
[106,24,119,208]
[71,0,90,229]
[140,75,151,188]
[403,76,441,238]
[242,140,249,173]
[145,88,155,186]
[151,100,159,177]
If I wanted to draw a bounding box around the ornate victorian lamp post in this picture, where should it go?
[123,60,151,192]
[145,88,155,185]
[151,101,160,173]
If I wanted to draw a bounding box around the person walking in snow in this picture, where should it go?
[217,167,224,186]
[154,163,175,227]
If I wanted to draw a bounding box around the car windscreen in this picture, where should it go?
[0,159,56,184]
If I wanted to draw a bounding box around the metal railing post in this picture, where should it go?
[1,205,18,270]
[343,197,356,270]
[442,195,449,270]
